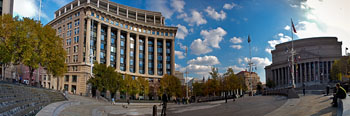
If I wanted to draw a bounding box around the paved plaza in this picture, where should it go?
[37,94,338,116]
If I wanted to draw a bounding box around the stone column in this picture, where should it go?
[126,9,129,18]
[309,62,311,82]
[86,18,91,64]
[116,30,121,70]
[106,26,111,66]
[145,37,149,75]
[171,39,175,75]
[135,34,140,74]
[96,22,101,63]
[154,38,158,75]
[163,39,166,75]
[276,68,281,87]
[325,61,329,82]
[126,32,130,72]
[97,0,99,8]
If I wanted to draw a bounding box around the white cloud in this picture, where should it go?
[187,56,220,66]
[183,10,207,26]
[175,51,185,59]
[230,37,243,44]
[293,0,350,55]
[284,25,291,31]
[178,42,188,51]
[205,6,226,21]
[200,27,227,48]
[147,0,174,19]
[244,57,272,69]
[171,0,185,13]
[230,45,242,49]
[238,58,243,64]
[190,27,227,55]
[180,64,212,76]
[190,39,212,55]
[223,2,238,10]
[265,33,292,53]
[227,65,245,73]
[175,24,189,40]
[14,0,50,21]
[52,0,71,7]
[175,63,181,70]
[180,56,220,76]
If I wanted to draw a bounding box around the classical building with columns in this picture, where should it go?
[265,37,342,88]
[45,0,177,95]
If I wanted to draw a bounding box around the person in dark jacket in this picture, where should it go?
[332,83,347,107]
[326,85,330,96]
[303,83,306,96]
[161,92,168,116]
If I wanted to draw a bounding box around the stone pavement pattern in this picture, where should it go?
[266,95,336,116]
[167,96,287,116]
[39,94,337,116]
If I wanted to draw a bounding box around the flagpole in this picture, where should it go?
[291,19,296,88]
[248,35,253,96]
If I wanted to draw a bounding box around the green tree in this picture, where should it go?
[0,15,66,85]
[136,77,149,99]
[160,74,182,97]
[88,62,123,96]
[266,79,276,88]
[0,14,18,79]
[193,82,204,97]
[209,67,220,96]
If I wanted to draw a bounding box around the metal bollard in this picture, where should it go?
[153,105,157,116]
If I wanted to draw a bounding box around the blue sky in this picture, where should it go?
[13,0,350,83]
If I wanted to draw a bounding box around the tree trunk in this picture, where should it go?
[29,68,35,86]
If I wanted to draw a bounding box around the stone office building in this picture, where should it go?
[265,37,342,88]
[45,0,177,95]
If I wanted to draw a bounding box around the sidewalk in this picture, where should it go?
[265,95,336,116]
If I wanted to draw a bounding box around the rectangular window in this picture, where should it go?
[101,16,104,21]
[111,46,115,52]
[91,12,94,16]
[74,36,79,43]
[101,43,104,50]
[121,57,124,63]
[139,53,144,59]
[121,49,124,55]
[72,75,77,82]
[65,75,69,82]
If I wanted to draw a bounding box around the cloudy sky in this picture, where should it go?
[13,0,350,83]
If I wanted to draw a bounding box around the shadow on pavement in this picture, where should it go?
[310,106,337,116]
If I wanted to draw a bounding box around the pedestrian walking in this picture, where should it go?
[161,92,168,116]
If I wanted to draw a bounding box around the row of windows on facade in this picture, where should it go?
[66,45,79,54]
[56,11,80,28]
[65,75,78,82]
[90,12,174,37]
[66,55,79,63]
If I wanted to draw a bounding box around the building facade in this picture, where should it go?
[265,37,342,88]
[236,71,260,91]
[1,0,14,80]
[0,0,13,15]
[45,0,177,95]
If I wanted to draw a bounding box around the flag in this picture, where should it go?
[248,35,251,43]
[291,19,297,33]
